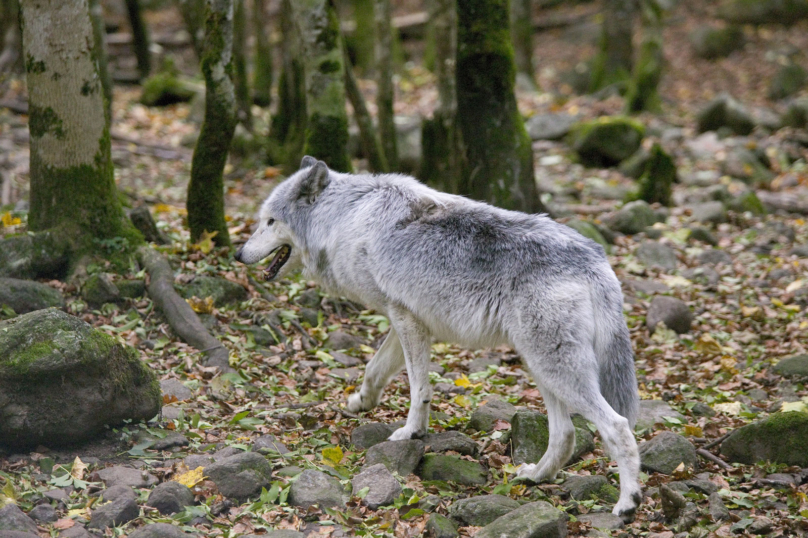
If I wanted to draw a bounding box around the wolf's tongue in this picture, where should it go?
[264,245,291,281]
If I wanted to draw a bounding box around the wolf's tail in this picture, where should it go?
[599,327,639,429]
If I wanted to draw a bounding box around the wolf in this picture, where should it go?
[235,156,642,520]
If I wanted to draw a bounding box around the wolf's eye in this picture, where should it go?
[268,218,275,225]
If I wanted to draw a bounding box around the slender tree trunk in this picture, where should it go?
[350,0,375,73]
[20,0,139,246]
[0,0,21,73]
[232,0,252,130]
[291,0,351,172]
[252,0,272,107]
[177,0,206,59]
[375,0,398,171]
[510,0,536,87]
[187,0,236,246]
[344,46,387,172]
[89,0,113,121]
[625,0,663,113]
[456,0,543,213]
[125,0,151,79]
[589,0,636,92]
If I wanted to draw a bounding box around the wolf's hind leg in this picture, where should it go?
[386,305,432,441]
[516,388,575,483]
[347,328,405,413]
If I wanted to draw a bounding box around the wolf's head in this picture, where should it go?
[234,156,331,280]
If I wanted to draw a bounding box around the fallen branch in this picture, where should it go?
[697,448,733,470]
[703,431,732,450]
[137,246,233,371]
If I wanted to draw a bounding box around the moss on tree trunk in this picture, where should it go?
[187,0,237,246]
[125,0,151,79]
[510,0,536,86]
[177,0,206,59]
[349,0,375,73]
[232,0,251,130]
[89,0,113,120]
[625,0,663,113]
[456,0,543,213]
[251,0,272,107]
[375,0,398,170]
[589,0,635,92]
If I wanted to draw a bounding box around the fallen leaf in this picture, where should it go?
[174,467,206,488]
[186,296,214,314]
[71,457,87,480]
[54,518,75,530]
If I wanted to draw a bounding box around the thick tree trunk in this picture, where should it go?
[125,0,151,79]
[625,0,663,113]
[21,0,140,248]
[589,0,636,92]
[375,0,398,170]
[510,0,536,87]
[456,0,543,213]
[232,0,252,130]
[291,0,351,172]
[252,0,272,107]
[177,0,206,59]
[89,0,113,121]
[187,0,236,246]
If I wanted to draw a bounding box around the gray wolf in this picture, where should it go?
[235,156,642,520]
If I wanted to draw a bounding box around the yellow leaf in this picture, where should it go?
[780,401,808,414]
[720,356,738,373]
[67,508,89,518]
[510,484,527,497]
[174,467,206,488]
[771,298,784,307]
[0,212,21,227]
[192,230,218,254]
[322,446,343,466]
[454,375,471,388]
[453,394,472,408]
[786,280,804,293]
[741,306,760,318]
[70,457,87,480]
[694,334,723,355]
[674,462,686,473]
[683,425,703,437]
[0,481,16,507]
[186,296,214,314]
[714,402,742,416]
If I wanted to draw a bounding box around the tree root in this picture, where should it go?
[137,246,233,372]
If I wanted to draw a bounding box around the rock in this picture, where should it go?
[417,454,487,485]
[720,411,808,466]
[632,144,676,207]
[646,296,692,334]
[697,94,755,135]
[88,496,140,529]
[140,68,198,107]
[637,241,678,272]
[749,516,774,535]
[607,200,660,235]
[688,226,718,246]
[691,402,717,417]
[782,97,808,128]
[708,491,730,521]
[569,116,645,167]
[682,267,720,287]
[331,351,361,367]
[82,273,121,307]
[97,466,158,488]
[117,280,146,299]
[0,505,38,533]
[577,512,624,530]
[0,232,70,281]
[0,278,64,314]
[511,409,594,464]
[690,24,745,59]
[689,201,727,224]
[295,289,321,309]
[204,452,273,502]
[468,399,517,432]
[728,191,766,214]
[364,440,424,476]
[636,400,685,431]
[526,113,576,141]
[449,494,520,527]
[684,477,719,494]
[325,330,363,350]
[288,470,345,508]
[562,475,619,503]
[660,484,687,521]
[128,206,168,245]
[351,423,395,449]
[565,220,610,252]
[180,276,247,307]
[722,149,773,185]
[619,147,651,179]
[27,504,57,523]
[128,523,191,538]
[639,432,698,474]
[253,434,290,454]
[298,308,320,327]
[698,248,732,266]
[623,279,671,296]
[0,532,41,538]
[719,0,808,24]
[59,526,97,538]
[468,356,501,373]
[351,464,402,509]
[0,309,160,449]
[773,354,808,377]
[93,485,136,503]
[474,501,567,538]
[329,368,360,382]
[160,379,192,401]
[146,481,195,515]
[424,431,479,457]
[770,63,808,100]
[275,466,303,478]
[151,432,189,451]
[426,513,459,538]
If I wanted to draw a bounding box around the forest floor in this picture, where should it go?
[1,0,808,537]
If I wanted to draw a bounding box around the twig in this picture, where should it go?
[330,405,359,419]
[697,448,733,470]
[703,432,732,450]
[289,318,317,347]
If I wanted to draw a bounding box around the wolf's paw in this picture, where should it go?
[612,491,642,523]
[515,463,556,483]
[346,393,374,413]
[388,424,425,441]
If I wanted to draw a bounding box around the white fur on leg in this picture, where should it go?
[515,462,558,483]
[344,328,405,414]
[388,422,426,440]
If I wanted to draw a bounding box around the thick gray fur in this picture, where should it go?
[235,157,642,520]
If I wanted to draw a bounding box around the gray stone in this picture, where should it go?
[426,513,458,538]
[0,532,41,538]
[128,523,191,538]
[607,200,660,235]
[689,202,727,225]
[351,423,395,450]
[749,516,774,535]
[660,483,687,520]
[275,466,303,478]
[97,466,158,488]
[288,470,345,508]
[622,279,670,296]
[93,485,136,503]
[27,504,57,523]
[562,475,618,503]
[637,241,678,272]
[474,501,567,538]
[299,308,320,327]
[646,296,692,334]
[0,505,38,533]
[773,354,808,377]
[690,402,716,417]
[424,431,480,457]
[296,289,321,309]
[58,526,96,538]
[417,454,487,486]
[183,454,213,470]
[468,356,501,374]
[469,399,517,432]
[326,330,363,350]
[720,411,808,466]
[769,63,807,100]
[329,368,360,383]
[569,117,645,167]
[639,432,698,474]
[160,379,192,401]
[88,496,140,529]
[364,440,424,476]
[690,25,744,59]
[43,489,69,503]
[697,93,755,135]
[512,409,594,465]
[683,478,718,494]
[82,274,121,307]
[565,220,610,252]
[682,267,720,287]
[0,309,161,449]
[526,113,576,141]
[758,473,798,488]
[331,351,361,367]
[577,512,624,530]
[449,495,520,527]
[709,492,730,521]
[244,533,305,538]
[179,276,247,307]
[782,97,808,129]
[688,226,718,246]
[151,433,189,451]
[253,434,289,454]
[0,278,64,314]
[146,481,195,515]
[636,400,685,431]
[351,464,402,509]
[205,452,273,502]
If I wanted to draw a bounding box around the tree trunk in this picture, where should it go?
[125,0,151,79]
[456,0,543,213]
[0,0,21,73]
[291,0,351,172]
[89,0,113,121]
[625,0,663,113]
[510,0,536,87]
[375,0,398,170]
[589,0,636,92]
[20,0,140,248]
[177,0,206,59]
[232,0,252,130]
[344,46,388,172]
[252,0,272,107]
[349,0,375,73]
[187,0,237,246]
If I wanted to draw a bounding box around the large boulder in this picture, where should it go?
[639,432,698,474]
[0,232,70,280]
[569,116,645,167]
[646,296,692,334]
[205,452,273,502]
[474,501,567,538]
[689,25,744,59]
[0,505,38,534]
[0,278,64,314]
[511,409,594,465]
[364,440,424,476]
[448,495,520,527]
[696,94,755,135]
[351,464,402,509]
[773,354,808,377]
[606,200,661,235]
[417,454,487,485]
[0,309,160,448]
[721,411,808,466]
[288,470,345,509]
[469,398,517,432]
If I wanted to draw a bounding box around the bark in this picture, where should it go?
[589,0,636,92]
[456,0,543,213]
[343,45,388,172]
[89,0,113,122]
[0,0,21,73]
[125,0,151,79]
[252,0,272,107]
[177,0,206,59]
[625,0,663,113]
[291,0,351,172]
[510,0,536,85]
[375,0,398,170]
[232,0,252,130]
[350,0,375,72]
[21,0,141,249]
[187,0,237,246]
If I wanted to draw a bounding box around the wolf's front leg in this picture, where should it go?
[346,328,405,413]
[386,305,432,441]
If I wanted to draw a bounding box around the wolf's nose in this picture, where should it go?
[234,246,244,262]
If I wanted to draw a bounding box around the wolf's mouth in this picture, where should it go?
[264,245,291,281]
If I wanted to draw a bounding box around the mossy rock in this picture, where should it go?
[769,63,807,100]
[0,232,70,280]
[721,411,808,466]
[140,72,198,107]
[449,494,520,527]
[606,200,660,235]
[562,475,619,503]
[417,454,487,486]
[696,94,755,135]
[630,143,676,207]
[474,501,567,538]
[568,116,645,167]
[718,0,808,25]
[781,97,808,128]
[179,276,248,307]
[511,409,595,465]
[82,273,121,307]
[0,277,65,314]
[426,513,459,538]
[564,220,610,253]
[773,354,808,377]
[728,191,766,215]
[117,279,147,299]
[0,308,160,448]
[690,25,745,59]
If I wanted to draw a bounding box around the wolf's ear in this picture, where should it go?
[298,160,330,203]
[300,155,317,169]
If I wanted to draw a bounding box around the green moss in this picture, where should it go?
[25,55,46,74]
[418,454,488,485]
[569,116,645,167]
[630,143,675,206]
[28,105,64,139]
[140,72,196,106]
[721,411,808,466]
[318,60,341,74]
[304,113,350,173]
[729,191,766,215]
